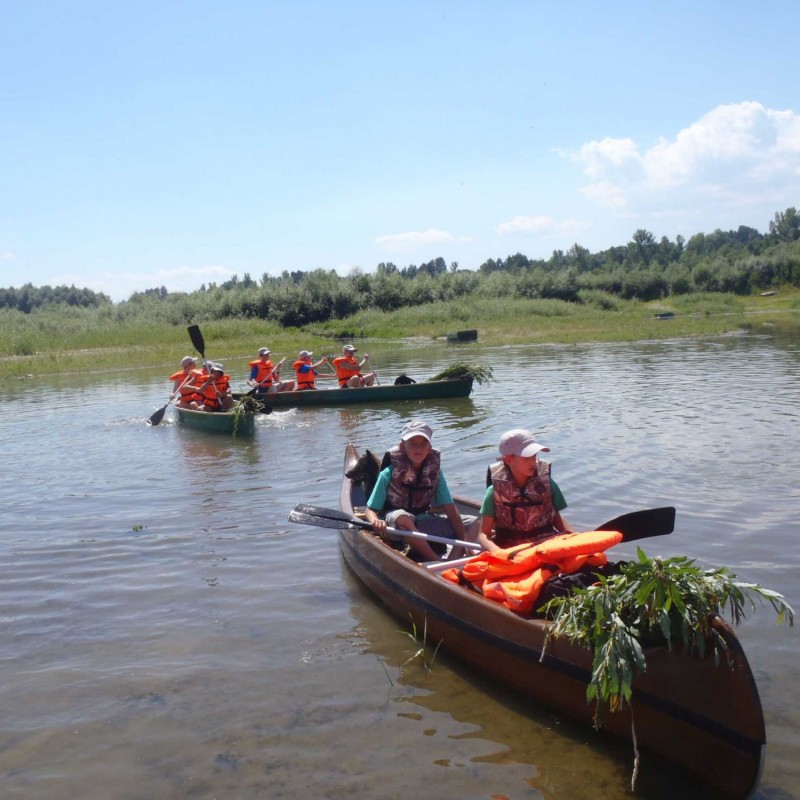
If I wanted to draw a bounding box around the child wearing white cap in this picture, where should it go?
[247,348,295,393]
[477,428,571,554]
[332,344,376,388]
[363,420,479,561]
[293,350,334,390]
[168,356,205,409]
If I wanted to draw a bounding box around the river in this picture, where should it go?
[1,326,798,799]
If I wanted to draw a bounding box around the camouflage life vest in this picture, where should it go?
[381,446,441,515]
[488,459,556,543]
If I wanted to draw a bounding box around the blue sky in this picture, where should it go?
[2,1,799,301]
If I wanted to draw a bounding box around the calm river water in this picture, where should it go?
[1,327,799,800]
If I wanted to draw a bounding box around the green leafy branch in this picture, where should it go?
[542,547,794,727]
[427,362,493,385]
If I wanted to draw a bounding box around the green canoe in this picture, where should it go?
[234,376,473,409]
[176,407,256,437]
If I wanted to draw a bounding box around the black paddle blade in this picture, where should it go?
[288,504,371,531]
[148,405,168,426]
[597,507,676,542]
[187,324,205,358]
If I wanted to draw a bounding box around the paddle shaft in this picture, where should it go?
[381,525,480,551]
[149,372,195,426]
[365,356,380,385]
[288,504,480,550]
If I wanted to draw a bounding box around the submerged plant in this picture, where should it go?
[427,362,494,385]
[399,613,443,672]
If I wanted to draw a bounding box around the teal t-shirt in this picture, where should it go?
[367,466,453,513]
[479,478,566,517]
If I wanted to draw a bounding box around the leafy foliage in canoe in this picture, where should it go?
[427,362,493,384]
[542,548,794,728]
[231,395,261,437]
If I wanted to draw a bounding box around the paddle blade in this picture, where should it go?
[597,507,676,542]
[187,324,205,358]
[148,405,168,426]
[288,504,370,531]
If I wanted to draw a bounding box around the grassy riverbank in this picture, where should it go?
[2,289,798,380]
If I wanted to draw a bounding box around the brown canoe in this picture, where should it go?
[338,443,765,798]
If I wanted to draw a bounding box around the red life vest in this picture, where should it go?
[249,359,276,387]
[382,446,441,515]
[294,360,316,390]
[489,460,556,545]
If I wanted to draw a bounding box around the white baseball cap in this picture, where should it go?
[299,350,312,359]
[498,429,550,457]
[258,347,270,355]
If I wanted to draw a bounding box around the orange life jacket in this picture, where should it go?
[249,359,276,387]
[294,360,316,390]
[169,368,204,401]
[332,355,361,387]
[441,529,623,615]
[200,374,230,409]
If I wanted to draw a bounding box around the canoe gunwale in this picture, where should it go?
[234,377,473,409]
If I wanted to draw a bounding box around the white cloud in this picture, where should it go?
[571,101,800,212]
[375,228,455,252]
[0,251,15,260]
[496,215,590,237]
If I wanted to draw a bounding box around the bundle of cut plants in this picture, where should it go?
[542,548,793,722]
[541,548,794,789]
[540,548,793,788]
[427,362,493,385]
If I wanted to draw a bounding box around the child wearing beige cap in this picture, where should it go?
[477,428,571,554]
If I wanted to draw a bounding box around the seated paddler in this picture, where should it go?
[477,428,571,555]
[332,344,376,388]
[363,420,479,561]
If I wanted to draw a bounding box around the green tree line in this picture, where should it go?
[3,207,799,325]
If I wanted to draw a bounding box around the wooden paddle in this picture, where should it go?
[247,357,286,397]
[148,373,194,426]
[288,504,482,551]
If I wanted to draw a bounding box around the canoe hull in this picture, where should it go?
[338,444,765,798]
[235,377,472,409]
[176,407,255,437]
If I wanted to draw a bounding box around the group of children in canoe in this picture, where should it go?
[357,420,570,561]
[169,345,378,412]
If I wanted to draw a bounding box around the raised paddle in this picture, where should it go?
[148,373,194,426]
[187,324,207,365]
[288,504,483,551]
[187,324,227,407]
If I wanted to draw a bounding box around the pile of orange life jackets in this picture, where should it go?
[441,529,623,615]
